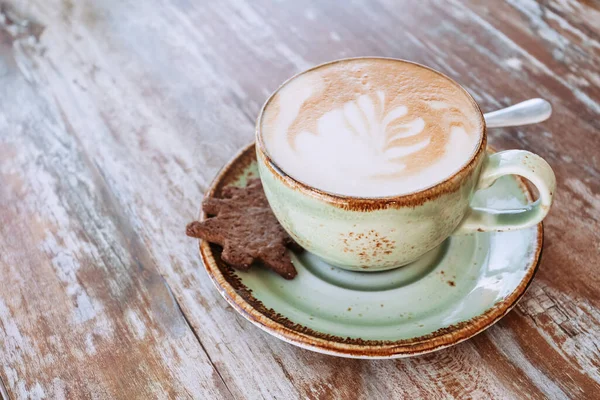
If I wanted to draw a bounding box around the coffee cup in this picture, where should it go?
[255,57,555,271]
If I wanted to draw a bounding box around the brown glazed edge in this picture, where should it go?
[196,142,544,358]
[255,56,488,211]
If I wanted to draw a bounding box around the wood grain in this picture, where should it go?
[0,0,598,398]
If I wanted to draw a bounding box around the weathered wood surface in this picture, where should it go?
[0,0,599,398]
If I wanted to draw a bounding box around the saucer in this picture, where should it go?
[197,143,542,359]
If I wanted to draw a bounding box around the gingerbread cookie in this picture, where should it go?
[186,179,299,279]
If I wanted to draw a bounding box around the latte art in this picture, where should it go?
[261,59,483,197]
[332,91,429,166]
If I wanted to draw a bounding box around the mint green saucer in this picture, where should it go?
[198,144,542,358]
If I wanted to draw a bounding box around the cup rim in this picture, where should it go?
[255,57,487,209]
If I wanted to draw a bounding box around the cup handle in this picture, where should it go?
[454,150,556,234]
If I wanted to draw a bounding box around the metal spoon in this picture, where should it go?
[483,98,552,128]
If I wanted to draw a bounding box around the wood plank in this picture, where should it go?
[0,0,598,398]
[0,5,232,400]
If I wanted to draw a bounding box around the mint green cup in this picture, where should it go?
[256,58,556,272]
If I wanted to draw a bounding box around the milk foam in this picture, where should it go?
[260,59,483,197]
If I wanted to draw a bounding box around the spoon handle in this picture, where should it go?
[483,98,552,128]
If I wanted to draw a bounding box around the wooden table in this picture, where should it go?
[1,0,599,398]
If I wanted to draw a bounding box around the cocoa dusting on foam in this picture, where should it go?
[261,59,483,197]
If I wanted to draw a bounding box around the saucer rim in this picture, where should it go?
[196,142,543,359]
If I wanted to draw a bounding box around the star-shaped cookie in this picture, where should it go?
[186,179,299,279]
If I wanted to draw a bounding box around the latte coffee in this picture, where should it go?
[260,58,484,197]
